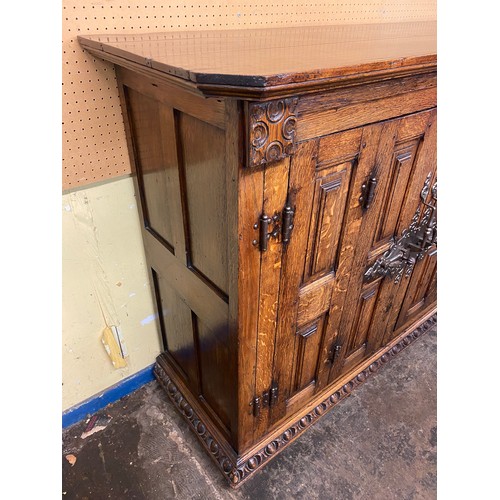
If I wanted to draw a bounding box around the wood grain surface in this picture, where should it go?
[90,21,438,485]
[79,21,436,97]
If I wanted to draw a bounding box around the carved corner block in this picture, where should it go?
[247,98,299,167]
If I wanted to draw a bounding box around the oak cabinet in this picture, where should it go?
[263,112,437,436]
[79,21,437,488]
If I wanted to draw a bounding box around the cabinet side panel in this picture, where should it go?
[118,71,238,445]
[126,87,177,250]
[196,316,232,430]
[178,112,229,298]
[152,269,199,390]
[175,110,235,435]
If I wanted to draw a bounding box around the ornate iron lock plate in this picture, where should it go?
[364,172,437,284]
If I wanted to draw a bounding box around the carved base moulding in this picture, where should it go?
[155,311,437,488]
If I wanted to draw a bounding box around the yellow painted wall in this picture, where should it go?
[62,177,161,410]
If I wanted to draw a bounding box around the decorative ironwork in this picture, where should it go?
[250,382,279,417]
[281,205,295,244]
[364,172,437,284]
[359,174,378,209]
[253,212,281,252]
[252,204,295,252]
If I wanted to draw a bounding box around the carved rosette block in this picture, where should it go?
[247,97,299,167]
[154,314,436,488]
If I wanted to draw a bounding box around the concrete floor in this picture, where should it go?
[62,324,436,499]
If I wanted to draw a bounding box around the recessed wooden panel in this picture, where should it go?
[144,229,229,335]
[372,138,422,250]
[152,268,198,389]
[346,280,381,357]
[196,315,232,433]
[178,112,229,297]
[304,162,351,282]
[292,316,326,394]
[126,88,178,250]
[397,255,437,329]
[118,67,226,130]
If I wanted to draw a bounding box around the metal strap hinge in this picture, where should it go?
[252,204,295,252]
[250,382,279,417]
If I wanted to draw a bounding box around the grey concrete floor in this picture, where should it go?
[62,325,436,499]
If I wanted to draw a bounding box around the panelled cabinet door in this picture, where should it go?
[331,109,437,380]
[394,253,437,335]
[392,175,437,335]
[267,109,437,427]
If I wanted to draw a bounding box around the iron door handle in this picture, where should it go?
[360,176,378,209]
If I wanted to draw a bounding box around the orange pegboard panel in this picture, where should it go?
[62,0,436,191]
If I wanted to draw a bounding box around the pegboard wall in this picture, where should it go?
[62,0,436,191]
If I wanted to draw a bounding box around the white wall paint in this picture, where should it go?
[62,177,161,410]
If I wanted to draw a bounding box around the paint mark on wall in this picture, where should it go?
[69,191,121,328]
[101,325,128,368]
[140,313,157,326]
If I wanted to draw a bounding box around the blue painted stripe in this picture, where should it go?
[62,364,156,429]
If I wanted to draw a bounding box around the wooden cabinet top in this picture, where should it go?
[78,21,436,98]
